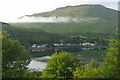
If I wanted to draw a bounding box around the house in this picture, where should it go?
[37,46,40,48]
[67,43,71,45]
[82,43,94,46]
[79,43,82,46]
[41,45,45,48]
[60,43,63,45]
[37,44,47,48]
[32,44,37,47]
[60,40,63,42]
[91,44,94,46]
[73,44,76,46]
[54,43,59,46]
[82,43,90,46]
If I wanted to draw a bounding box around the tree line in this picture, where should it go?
[3,24,109,48]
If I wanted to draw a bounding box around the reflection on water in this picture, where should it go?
[28,48,106,71]
[27,59,47,72]
[28,56,51,72]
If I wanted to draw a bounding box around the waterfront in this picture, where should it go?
[27,48,106,72]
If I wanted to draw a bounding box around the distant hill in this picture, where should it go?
[12,5,118,36]
[2,24,67,46]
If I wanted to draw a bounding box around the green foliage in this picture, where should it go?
[74,30,120,78]
[11,22,117,37]
[2,31,31,78]
[25,71,42,78]
[2,24,66,47]
[3,24,109,48]
[87,59,100,69]
[74,50,106,63]
[74,59,100,78]
[98,38,120,78]
[42,51,83,78]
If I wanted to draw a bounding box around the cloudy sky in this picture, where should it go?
[0,0,119,22]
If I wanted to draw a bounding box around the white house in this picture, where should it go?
[60,40,63,42]
[37,46,40,48]
[91,48,94,49]
[73,44,76,46]
[79,43,82,46]
[82,43,94,46]
[41,45,45,48]
[60,43,63,45]
[32,44,37,47]
[37,44,47,48]
[82,43,90,46]
[54,43,59,46]
[67,43,71,45]
[91,44,94,46]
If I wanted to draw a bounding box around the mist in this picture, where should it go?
[12,16,101,23]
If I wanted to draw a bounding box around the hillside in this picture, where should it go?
[11,22,116,36]
[21,5,118,23]
[2,24,67,46]
[11,5,118,37]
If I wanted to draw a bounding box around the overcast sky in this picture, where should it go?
[0,0,119,22]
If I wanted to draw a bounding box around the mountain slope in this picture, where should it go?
[22,5,118,23]
[11,22,116,34]
[12,5,118,36]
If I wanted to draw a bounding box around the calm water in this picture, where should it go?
[28,59,47,71]
[28,48,106,71]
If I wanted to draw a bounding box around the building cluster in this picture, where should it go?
[31,42,95,48]
[32,44,47,48]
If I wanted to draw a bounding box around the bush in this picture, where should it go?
[42,51,83,78]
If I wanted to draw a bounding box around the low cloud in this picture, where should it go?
[15,16,101,23]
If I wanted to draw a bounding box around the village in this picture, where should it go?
[26,42,108,51]
[31,42,95,48]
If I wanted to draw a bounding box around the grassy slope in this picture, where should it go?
[13,5,118,35]
[11,21,117,34]
[25,5,118,23]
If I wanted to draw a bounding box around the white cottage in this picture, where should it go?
[54,43,59,46]
[60,43,63,45]
[67,43,71,45]
[82,43,94,46]
[32,44,37,47]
